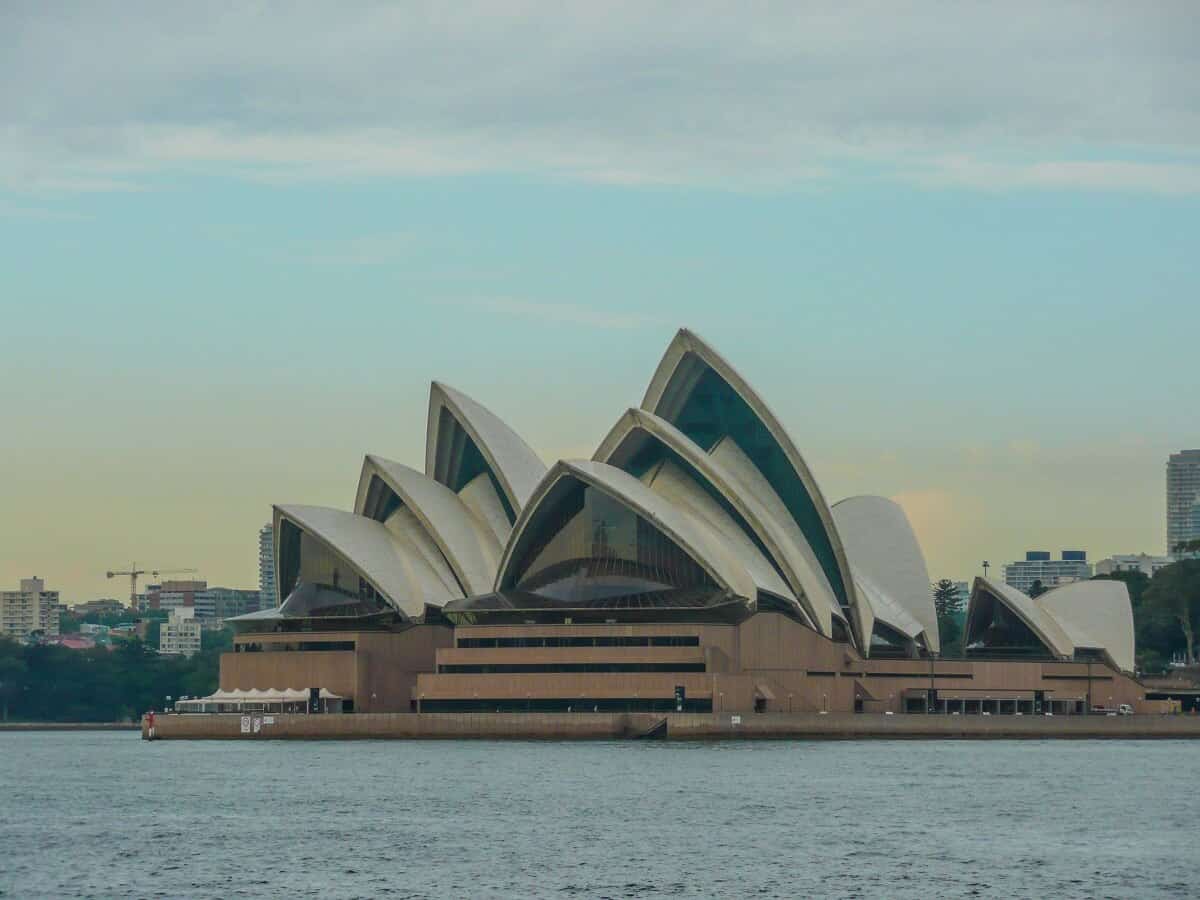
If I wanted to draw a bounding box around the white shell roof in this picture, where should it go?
[354,455,502,596]
[853,572,921,640]
[641,328,862,646]
[495,459,759,602]
[1038,579,1135,673]
[594,407,820,630]
[831,496,939,653]
[425,382,546,519]
[967,576,1075,660]
[642,458,796,606]
[274,504,460,619]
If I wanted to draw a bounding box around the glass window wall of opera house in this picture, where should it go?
[203,328,1150,717]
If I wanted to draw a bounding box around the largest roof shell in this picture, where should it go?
[641,328,861,645]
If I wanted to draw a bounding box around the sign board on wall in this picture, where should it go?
[240,716,251,734]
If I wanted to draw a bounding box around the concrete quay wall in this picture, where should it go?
[143,712,1200,741]
[0,722,140,731]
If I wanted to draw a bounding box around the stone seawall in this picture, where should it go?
[143,712,1200,741]
[1,722,140,731]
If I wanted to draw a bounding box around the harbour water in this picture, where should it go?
[1,732,1196,898]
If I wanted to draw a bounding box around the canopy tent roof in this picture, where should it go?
[185,688,343,703]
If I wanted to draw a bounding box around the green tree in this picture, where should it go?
[1091,569,1179,672]
[0,638,27,722]
[1174,538,1200,556]
[932,579,964,655]
[1028,579,1048,599]
[1144,559,1200,666]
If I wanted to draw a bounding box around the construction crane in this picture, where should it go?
[106,564,198,610]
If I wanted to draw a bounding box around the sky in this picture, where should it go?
[2,2,1198,603]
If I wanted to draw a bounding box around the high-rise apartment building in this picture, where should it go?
[1167,450,1200,553]
[259,523,276,608]
[1003,551,1091,595]
[159,607,201,657]
[0,577,61,640]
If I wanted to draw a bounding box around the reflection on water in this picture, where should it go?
[1,733,1197,899]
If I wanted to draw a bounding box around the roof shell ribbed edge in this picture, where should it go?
[494,458,759,603]
[594,407,826,632]
[273,503,459,620]
[425,381,547,520]
[640,328,862,646]
[353,455,502,597]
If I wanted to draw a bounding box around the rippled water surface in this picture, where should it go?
[1,732,1197,899]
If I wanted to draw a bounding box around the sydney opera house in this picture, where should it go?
[221,329,1145,716]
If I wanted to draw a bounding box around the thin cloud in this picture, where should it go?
[2,3,1197,193]
[917,157,1200,195]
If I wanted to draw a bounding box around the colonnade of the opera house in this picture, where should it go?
[219,612,1151,716]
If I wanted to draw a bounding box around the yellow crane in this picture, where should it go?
[105,564,198,610]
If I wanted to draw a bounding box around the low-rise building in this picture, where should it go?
[156,580,208,616]
[160,607,202,657]
[1003,551,1091,595]
[1,577,61,640]
[1094,553,1176,578]
[72,598,125,617]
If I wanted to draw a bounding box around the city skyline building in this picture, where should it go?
[160,607,201,657]
[259,523,276,609]
[1167,449,1200,553]
[1003,551,1091,595]
[0,577,60,640]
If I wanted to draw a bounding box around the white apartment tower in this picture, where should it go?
[159,607,202,657]
[0,577,61,640]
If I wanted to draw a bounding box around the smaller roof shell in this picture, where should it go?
[495,459,759,603]
[595,408,821,629]
[274,504,459,619]
[1038,579,1135,673]
[354,455,502,596]
[425,382,546,521]
[831,496,939,653]
[966,576,1075,660]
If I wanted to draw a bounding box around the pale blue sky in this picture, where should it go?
[2,3,1197,601]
